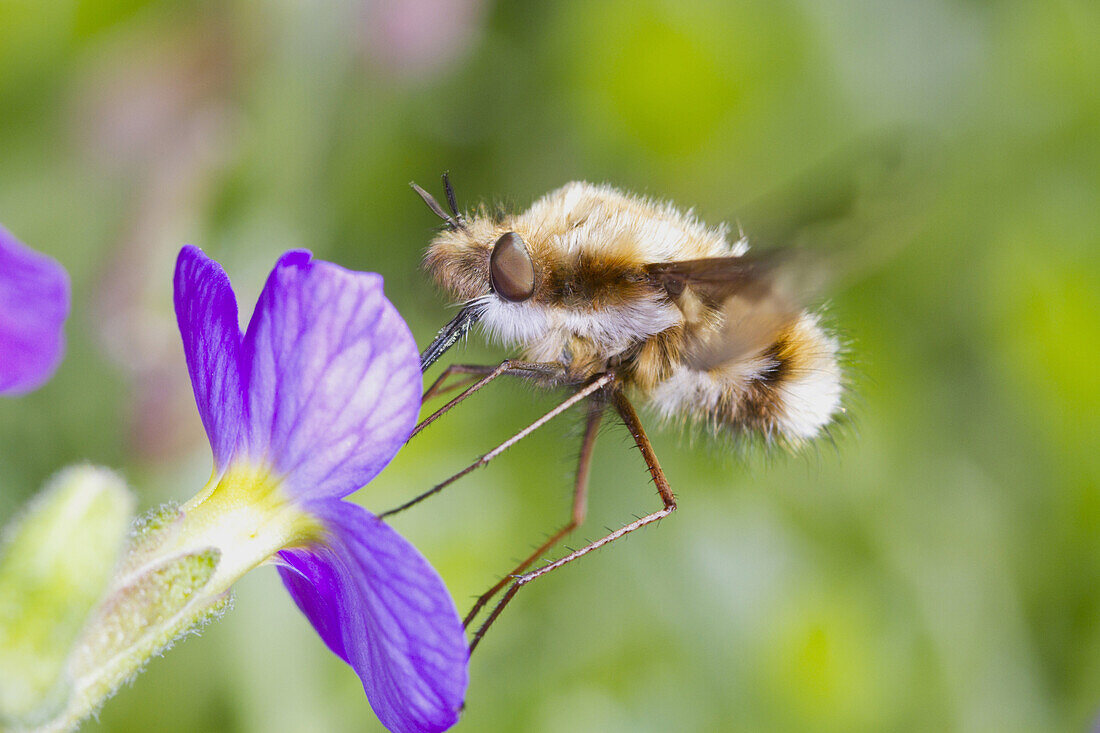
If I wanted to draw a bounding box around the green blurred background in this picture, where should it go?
[1,0,1098,730]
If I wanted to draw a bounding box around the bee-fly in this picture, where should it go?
[385,174,843,652]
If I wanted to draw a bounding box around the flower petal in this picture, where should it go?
[173,246,245,469]
[0,226,70,395]
[241,251,420,500]
[278,499,468,733]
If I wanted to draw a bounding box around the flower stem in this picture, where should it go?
[34,475,311,733]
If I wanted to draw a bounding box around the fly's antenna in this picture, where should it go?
[442,172,466,227]
[411,173,467,231]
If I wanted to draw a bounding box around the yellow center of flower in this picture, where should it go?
[175,465,325,588]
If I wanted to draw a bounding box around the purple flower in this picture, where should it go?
[0,226,70,395]
[174,246,468,733]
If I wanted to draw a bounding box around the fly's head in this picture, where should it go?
[414,177,554,371]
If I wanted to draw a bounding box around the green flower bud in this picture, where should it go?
[0,466,134,728]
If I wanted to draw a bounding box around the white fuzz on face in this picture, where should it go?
[473,290,681,361]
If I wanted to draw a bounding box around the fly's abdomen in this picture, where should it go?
[646,312,843,443]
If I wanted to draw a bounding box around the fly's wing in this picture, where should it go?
[734,130,941,292]
[644,251,785,300]
[645,251,823,371]
[648,131,942,371]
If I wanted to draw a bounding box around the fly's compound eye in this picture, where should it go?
[489,231,535,302]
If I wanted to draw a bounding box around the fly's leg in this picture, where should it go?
[421,361,560,402]
[413,360,567,440]
[463,400,604,629]
[422,366,493,402]
[382,372,615,518]
[468,389,677,654]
